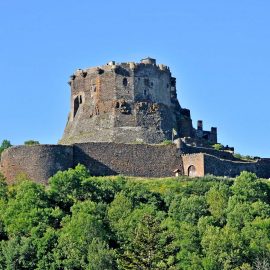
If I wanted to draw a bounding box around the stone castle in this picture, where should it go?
[60,57,217,145]
[1,58,270,183]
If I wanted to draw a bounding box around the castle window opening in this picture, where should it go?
[188,165,196,177]
[123,78,128,87]
[73,96,80,118]
[144,89,147,96]
[79,95,82,104]
[144,78,150,87]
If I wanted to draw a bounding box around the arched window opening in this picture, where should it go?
[188,165,196,177]
[123,78,128,87]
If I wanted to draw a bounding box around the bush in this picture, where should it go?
[24,140,40,146]
[213,143,224,151]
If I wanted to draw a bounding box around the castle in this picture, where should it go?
[60,57,217,145]
[1,58,270,184]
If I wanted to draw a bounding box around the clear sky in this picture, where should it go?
[0,0,269,157]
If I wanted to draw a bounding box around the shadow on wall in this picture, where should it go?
[73,146,117,176]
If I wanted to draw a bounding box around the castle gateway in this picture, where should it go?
[1,58,270,183]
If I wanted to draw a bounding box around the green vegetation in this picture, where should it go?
[0,167,269,269]
[213,143,224,151]
[0,140,12,155]
[161,140,174,145]
[24,140,40,146]
[234,153,255,161]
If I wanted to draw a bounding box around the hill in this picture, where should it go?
[0,166,269,269]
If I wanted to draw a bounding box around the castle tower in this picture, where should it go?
[59,58,194,144]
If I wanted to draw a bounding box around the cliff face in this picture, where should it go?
[59,58,193,145]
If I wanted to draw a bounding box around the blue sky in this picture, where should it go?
[0,0,269,157]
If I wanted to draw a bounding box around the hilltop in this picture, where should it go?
[0,166,269,269]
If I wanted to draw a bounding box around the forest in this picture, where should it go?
[0,165,269,270]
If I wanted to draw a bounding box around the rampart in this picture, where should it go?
[0,145,73,184]
[0,143,183,184]
[1,143,270,184]
[182,153,270,179]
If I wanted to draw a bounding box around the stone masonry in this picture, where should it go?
[1,57,270,183]
[60,58,217,145]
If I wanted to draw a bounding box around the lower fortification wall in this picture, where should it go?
[0,143,183,183]
[1,143,269,184]
[0,145,73,184]
[73,143,183,177]
[203,154,270,178]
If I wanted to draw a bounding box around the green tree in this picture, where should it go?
[54,200,108,269]
[0,140,12,155]
[117,206,170,270]
[206,182,230,223]
[169,194,209,224]
[87,238,117,270]
[48,164,90,210]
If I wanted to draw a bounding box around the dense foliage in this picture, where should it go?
[0,140,12,155]
[24,140,40,146]
[0,166,269,269]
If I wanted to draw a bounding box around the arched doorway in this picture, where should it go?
[188,165,196,177]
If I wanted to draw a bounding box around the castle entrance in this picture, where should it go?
[188,165,196,177]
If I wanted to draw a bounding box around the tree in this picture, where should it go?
[0,140,12,155]
[206,182,230,223]
[87,238,117,270]
[117,205,173,270]
[53,200,108,269]
[48,164,90,210]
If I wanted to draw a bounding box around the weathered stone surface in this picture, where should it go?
[1,57,269,183]
[60,58,215,145]
[0,143,183,183]
[0,145,73,184]
[73,143,183,177]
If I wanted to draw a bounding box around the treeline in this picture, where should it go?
[0,166,269,269]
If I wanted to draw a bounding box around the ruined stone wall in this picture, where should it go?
[0,145,73,184]
[204,154,262,178]
[252,158,270,179]
[73,143,183,178]
[181,143,236,160]
[182,153,270,178]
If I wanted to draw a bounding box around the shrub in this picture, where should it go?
[24,140,40,146]
[213,143,224,151]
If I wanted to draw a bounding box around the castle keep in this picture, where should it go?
[60,57,217,145]
[1,58,270,183]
